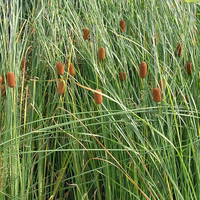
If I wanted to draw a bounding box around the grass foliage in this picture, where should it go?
[0,0,200,199]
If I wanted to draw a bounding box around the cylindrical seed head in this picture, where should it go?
[186,61,192,75]
[94,89,103,105]
[21,58,25,71]
[83,28,90,40]
[7,72,15,88]
[120,19,125,33]
[176,43,182,57]
[56,62,64,75]
[152,88,161,102]
[67,63,75,77]
[1,85,5,96]
[58,80,64,96]
[0,76,3,85]
[98,47,105,61]
[139,61,147,78]
[119,72,126,81]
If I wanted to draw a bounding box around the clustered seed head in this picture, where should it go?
[7,72,15,88]
[120,19,125,33]
[83,28,90,40]
[58,80,64,96]
[94,89,102,105]
[98,47,105,61]
[56,62,64,75]
[158,79,164,95]
[152,88,161,102]
[1,85,5,96]
[186,61,192,75]
[119,72,126,81]
[176,43,182,57]
[67,63,75,77]
[139,61,147,78]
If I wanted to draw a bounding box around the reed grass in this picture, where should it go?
[0,1,199,200]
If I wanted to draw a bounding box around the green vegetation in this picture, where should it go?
[0,0,199,199]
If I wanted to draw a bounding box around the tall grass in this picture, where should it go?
[0,0,200,199]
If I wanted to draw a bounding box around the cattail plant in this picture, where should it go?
[186,61,192,75]
[56,62,64,75]
[120,19,125,33]
[67,63,75,77]
[159,79,165,95]
[152,88,161,102]
[83,28,90,40]
[58,80,64,96]
[139,61,147,78]
[98,47,105,61]
[21,58,25,71]
[176,43,182,57]
[152,33,159,45]
[1,85,5,96]
[119,72,126,81]
[0,76,3,85]
[94,89,103,105]
[6,72,15,88]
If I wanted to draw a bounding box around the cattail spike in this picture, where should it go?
[139,61,147,78]
[0,76,3,86]
[83,28,90,40]
[94,89,103,105]
[67,63,75,77]
[98,47,105,61]
[186,61,192,75]
[119,72,126,81]
[7,72,15,88]
[152,88,161,102]
[1,85,5,96]
[58,80,64,96]
[120,19,125,33]
[56,62,64,75]
[176,43,182,57]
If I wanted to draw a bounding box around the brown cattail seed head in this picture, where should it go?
[83,28,90,40]
[176,43,182,57]
[152,33,159,45]
[158,79,165,95]
[1,85,5,96]
[7,72,15,88]
[120,19,125,33]
[139,61,147,78]
[94,89,103,105]
[56,62,64,75]
[58,80,64,96]
[152,88,161,102]
[0,76,3,85]
[186,61,192,75]
[98,47,105,61]
[119,72,126,81]
[67,63,75,77]
[21,58,25,71]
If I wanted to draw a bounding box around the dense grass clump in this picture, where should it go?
[0,1,199,200]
